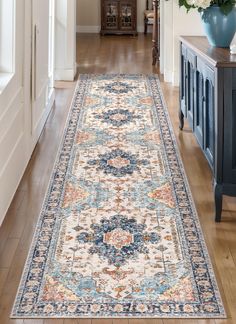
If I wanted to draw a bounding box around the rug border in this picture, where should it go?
[11,74,227,319]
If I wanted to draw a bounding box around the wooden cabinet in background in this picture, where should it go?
[101,0,137,35]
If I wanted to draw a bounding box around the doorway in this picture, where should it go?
[76,0,160,75]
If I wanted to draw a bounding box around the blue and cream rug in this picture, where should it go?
[12,75,225,318]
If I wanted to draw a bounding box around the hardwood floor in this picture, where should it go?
[0,33,236,323]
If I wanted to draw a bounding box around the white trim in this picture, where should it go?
[137,25,149,33]
[54,68,76,81]
[54,0,76,81]
[162,0,173,84]
[159,0,164,74]
[173,70,179,87]
[161,2,204,85]
[76,25,100,33]
[163,69,173,84]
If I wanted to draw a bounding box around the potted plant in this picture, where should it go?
[179,0,236,47]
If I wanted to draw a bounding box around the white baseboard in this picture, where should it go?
[163,69,179,86]
[76,25,100,33]
[139,25,152,33]
[137,26,144,33]
[54,68,76,81]
[173,71,179,87]
[76,25,147,34]
[163,69,173,84]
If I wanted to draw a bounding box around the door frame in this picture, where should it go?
[54,0,77,81]
[30,0,56,148]
[159,1,204,86]
[159,0,173,84]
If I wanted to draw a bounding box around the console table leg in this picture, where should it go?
[179,109,184,130]
[214,183,223,222]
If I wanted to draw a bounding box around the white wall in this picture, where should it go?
[0,0,76,225]
[76,0,147,33]
[161,1,204,85]
[76,0,100,32]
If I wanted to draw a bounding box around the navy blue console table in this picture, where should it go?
[179,36,236,222]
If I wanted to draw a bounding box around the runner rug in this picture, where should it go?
[12,75,225,318]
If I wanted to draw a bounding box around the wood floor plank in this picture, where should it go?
[129,320,163,324]
[113,319,129,324]
[0,293,18,324]
[0,238,19,268]
[0,189,26,255]
[0,268,9,296]
[7,190,27,240]
[23,320,44,324]
[92,320,112,324]
[163,321,201,324]
[44,320,64,324]
[197,321,216,324]
[205,230,236,320]
[78,320,92,324]
[214,320,234,324]
[179,321,201,324]
[63,319,79,324]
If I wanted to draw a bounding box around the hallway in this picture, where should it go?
[76,34,159,74]
[0,33,236,323]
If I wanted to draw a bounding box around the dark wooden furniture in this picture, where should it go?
[179,36,236,222]
[100,0,137,36]
[152,0,160,65]
[144,0,154,34]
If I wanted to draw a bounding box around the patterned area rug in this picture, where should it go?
[12,75,225,318]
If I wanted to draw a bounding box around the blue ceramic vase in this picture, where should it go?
[200,6,236,47]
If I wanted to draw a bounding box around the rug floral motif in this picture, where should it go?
[12,75,225,318]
